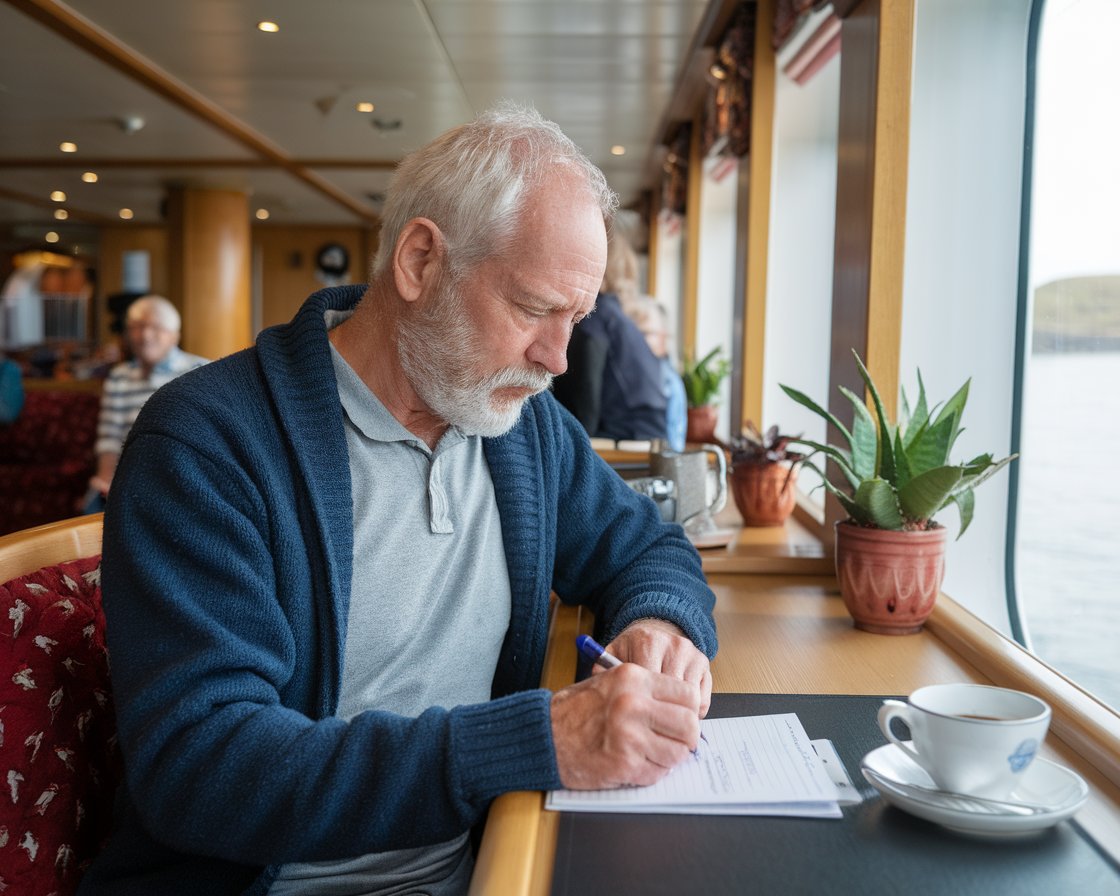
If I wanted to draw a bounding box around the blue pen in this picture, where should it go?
[576,634,622,669]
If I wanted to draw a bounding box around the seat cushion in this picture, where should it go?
[0,555,119,895]
[0,390,100,465]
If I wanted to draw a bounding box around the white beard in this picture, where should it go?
[397,278,552,437]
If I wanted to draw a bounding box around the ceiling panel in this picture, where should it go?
[0,0,718,253]
[428,0,708,37]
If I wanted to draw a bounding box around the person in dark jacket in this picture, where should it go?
[81,104,716,896]
[552,230,669,441]
[0,352,23,424]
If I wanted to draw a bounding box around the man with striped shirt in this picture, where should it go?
[86,295,207,510]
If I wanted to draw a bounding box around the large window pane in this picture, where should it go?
[763,13,840,520]
[901,0,1030,630]
[1017,0,1120,708]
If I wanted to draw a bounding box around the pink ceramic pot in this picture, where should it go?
[730,463,798,527]
[834,521,947,635]
[686,405,718,444]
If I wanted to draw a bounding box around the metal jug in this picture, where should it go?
[648,442,727,524]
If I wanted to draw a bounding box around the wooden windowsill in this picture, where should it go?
[696,494,832,575]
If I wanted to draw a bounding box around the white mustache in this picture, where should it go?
[485,366,553,393]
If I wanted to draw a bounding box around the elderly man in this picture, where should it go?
[82,106,717,895]
[85,295,207,509]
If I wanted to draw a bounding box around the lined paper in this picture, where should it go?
[545,713,841,817]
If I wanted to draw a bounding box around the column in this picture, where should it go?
[166,187,252,360]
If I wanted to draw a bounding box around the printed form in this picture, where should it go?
[546,713,842,818]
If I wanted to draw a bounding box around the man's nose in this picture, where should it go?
[526,320,570,376]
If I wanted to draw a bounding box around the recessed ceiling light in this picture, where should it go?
[53,209,69,220]
[356,102,375,113]
[119,208,134,220]
[610,145,626,156]
[257,21,279,32]
[255,208,270,220]
[45,231,60,244]
[59,141,77,153]
[81,171,99,183]
[50,190,67,202]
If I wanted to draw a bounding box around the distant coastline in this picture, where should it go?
[1032,334,1120,353]
[1032,273,1120,352]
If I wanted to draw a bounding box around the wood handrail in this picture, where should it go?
[0,514,103,583]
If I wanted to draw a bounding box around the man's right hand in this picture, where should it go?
[549,663,701,790]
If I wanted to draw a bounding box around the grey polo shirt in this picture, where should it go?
[328,340,512,720]
[270,318,512,894]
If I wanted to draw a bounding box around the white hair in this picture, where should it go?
[371,103,619,279]
[126,295,181,331]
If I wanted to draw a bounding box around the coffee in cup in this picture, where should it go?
[877,683,1051,799]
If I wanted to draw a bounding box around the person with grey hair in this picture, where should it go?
[84,294,207,511]
[82,105,716,895]
[552,228,669,442]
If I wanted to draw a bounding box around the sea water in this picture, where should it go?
[1016,351,1120,710]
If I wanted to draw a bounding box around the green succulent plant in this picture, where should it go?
[681,346,731,408]
[780,350,1016,538]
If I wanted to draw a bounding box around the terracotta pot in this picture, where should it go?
[686,405,718,444]
[834,521,947,635]
[730,463,798,527]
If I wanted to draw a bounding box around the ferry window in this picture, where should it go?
[1014,0,1120,709]
[900,1,1030,629]
[695,158,741,440]
[764,10,840,521]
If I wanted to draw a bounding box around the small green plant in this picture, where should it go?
[681,346,731,408]
[730,422,805,468]
[780,350,1016,538]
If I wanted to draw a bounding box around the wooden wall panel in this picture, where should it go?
[740,0,778,431]
[253,226,376,332]
[95,225,169,343]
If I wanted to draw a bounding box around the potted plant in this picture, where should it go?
[681,346,730,443]
[781,351,1016,634]
[729,422,805,527]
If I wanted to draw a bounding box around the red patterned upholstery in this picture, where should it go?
[0,389,100,536]
[0,554,119,895]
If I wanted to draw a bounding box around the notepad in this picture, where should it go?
[545,713,842,818]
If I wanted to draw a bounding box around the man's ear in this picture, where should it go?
[392,218,446,302]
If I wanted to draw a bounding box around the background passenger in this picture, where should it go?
[632,296,687,452]
[0,351,23,424]
[84,295,207,511]
[552,230,669,442]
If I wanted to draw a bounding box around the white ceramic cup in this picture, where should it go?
[877,683,1051,799]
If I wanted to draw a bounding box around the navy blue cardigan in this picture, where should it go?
[82,285,716,894]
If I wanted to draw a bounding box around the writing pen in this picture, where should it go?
[576,634,622,669]
[575,634,706,758]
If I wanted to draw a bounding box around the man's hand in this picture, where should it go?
[600,618,712,718]
[550,663,701,790]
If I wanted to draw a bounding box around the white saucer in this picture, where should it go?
[860,742,1089,836]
